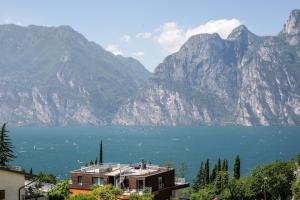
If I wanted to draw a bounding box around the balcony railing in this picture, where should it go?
[175,177,186,185]
[122,187,152,196]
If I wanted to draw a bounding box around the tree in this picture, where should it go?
[204,159,210,184]
[293,179,300,200]
[30,168,33,175]
[222,159,228,171]
[100,140,103,164]
[210,164,218,182]
[95,157,98,165]
[250,161,294,199]
[177,161,188,178]
[233,155,240,179]
[92,184,122,200]
[193,161,204,190]
[0,123,16,166]
[48,180,69,199]
[90,160,94,165]
[217,158,221,172]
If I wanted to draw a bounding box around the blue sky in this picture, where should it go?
[0,0,298,72]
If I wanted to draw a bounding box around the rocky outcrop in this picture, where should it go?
[113,10,300,126]
[0,25,150,126]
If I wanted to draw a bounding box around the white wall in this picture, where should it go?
[0,170,25,200]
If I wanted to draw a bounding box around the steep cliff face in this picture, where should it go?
[113,10,300,126]
[0,25,150,126]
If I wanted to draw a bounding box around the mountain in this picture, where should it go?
[113,10,300,126]
[0,24,150,126]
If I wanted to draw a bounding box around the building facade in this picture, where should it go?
[0,167,25,200]
[69,161,189,200]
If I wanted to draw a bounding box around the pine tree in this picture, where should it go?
[95,157,98,165]
[0,123,16,166]
[30,168,33,175]
[100,140,103,164]
[233,155,240,179]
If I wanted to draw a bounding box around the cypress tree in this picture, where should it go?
[233,155,241,179]
[0,123,16,166]
[222,159,225,171]
[100,140,103,164]
[193,161,204,190]
[225,159,228,171]
[30,168,33,175]
[217,158,221,172]
[205,159,210,184]
[210,164,217,182]
[95,157,98,165]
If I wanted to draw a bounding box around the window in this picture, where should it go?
[92,177,104,185]
[158,177,164,190]
[0,190,5,200]
[77,176,83,185]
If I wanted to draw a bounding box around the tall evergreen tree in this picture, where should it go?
[100,140,103,164]
[205,159,210,184]
[193,161,204,190]
[217,158,221,172]
[210,163,218,182]
[95,157,98,165]
[30,168,33,175]
[225,159,228,171]
[222,159,226,171]
[233,155,241,179]
[0,123,16,166]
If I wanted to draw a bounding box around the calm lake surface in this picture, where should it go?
[9,126,300,182]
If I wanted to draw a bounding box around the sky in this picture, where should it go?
[0,0,299,72]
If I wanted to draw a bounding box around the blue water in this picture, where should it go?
[9,126,300,182]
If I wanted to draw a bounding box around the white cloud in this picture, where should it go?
[136,32,152,39]
[131,51,145,59]
[121,34,131,42]
[3,17,22,26]
[105,44,123,55]
[156,19,241,53]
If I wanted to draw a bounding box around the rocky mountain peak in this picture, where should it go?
[282,9,300,45]
[227,25,254,40]
[283,9,300,35]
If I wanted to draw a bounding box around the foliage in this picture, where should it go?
[190,185,216,200]
[66,194,95,200]
[162,160,174,169]
[233,155,240,179]
[214,171,228,194]
[0,123,16,166]
[297,153,300,166]
[48,180,69,199]
[250,161,294,199]
[91,184,122,200]
[129,193,153,200]
[230,177,255,200]
[37,172,57,184]
[293,179,300,200]
[177,161,188,178]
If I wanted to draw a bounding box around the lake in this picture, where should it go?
[9,126,300,182]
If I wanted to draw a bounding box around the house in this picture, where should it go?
[68,161,189,200]
[0,166,25,200]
